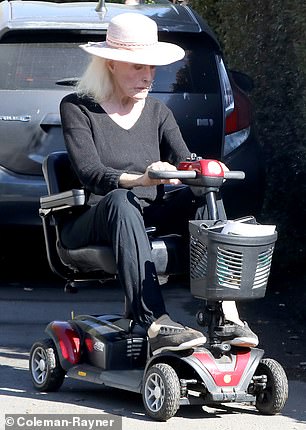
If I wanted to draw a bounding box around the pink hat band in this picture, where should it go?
[106,36,157,51]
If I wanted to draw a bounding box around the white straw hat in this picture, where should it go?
[80,13,185,66]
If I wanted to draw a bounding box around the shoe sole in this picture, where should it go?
[222,337,258,348]
[152,336,207,356]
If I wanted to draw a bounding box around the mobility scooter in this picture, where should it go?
[29,152,288,421]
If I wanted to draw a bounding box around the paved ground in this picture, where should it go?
[0,276,305,430]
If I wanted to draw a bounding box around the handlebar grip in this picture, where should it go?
[224,171,245,180]
[148,169,197,180]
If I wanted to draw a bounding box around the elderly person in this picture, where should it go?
[60,13,258,355]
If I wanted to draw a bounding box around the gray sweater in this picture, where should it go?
[60,93,190,203]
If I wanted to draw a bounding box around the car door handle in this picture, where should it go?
[40,113,61,132]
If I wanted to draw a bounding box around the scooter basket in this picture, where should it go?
[189,220,277,300]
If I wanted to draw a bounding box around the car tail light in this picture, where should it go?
[217,56,234,117]
[217,55,252,157]
[224,84,251,156]
[225,85,251,134]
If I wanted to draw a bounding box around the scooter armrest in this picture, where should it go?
[40,189,86,211]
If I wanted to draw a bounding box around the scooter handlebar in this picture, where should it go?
[148,170,197,180]
[148,169,245,180]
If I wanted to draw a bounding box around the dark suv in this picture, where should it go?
[0,0,264,230]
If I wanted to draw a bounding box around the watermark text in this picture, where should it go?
[5,414,122,430]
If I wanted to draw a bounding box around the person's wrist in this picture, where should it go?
[119,172,143,188]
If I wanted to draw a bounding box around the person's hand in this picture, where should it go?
[142,161,181,186]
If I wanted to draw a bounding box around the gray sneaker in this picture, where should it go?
[215,322,259,347]
[149,326,206,355]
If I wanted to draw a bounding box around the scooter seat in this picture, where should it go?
[57,234,186,275]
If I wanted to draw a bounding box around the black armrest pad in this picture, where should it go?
[40,189,86,210]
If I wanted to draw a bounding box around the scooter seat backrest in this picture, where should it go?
[42,151,81,195]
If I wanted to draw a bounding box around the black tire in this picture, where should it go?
[255,358,288,415]
[29,338,66,391]
[142,363,181,421]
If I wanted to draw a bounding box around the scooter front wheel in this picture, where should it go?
[142,363,180,421]
[29,338,65,391]
[255,358,288,415]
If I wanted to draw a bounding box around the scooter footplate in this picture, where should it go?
[67,364,144,393]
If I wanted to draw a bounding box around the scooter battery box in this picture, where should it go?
[76,315,148,370]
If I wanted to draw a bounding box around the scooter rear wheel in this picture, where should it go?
[29,338,65,391]
[142,363,180,421]
[255,358,288,415]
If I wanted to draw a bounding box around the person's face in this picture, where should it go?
[108,60,156,101]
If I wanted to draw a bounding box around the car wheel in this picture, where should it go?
[255,358,288,415]
[29,338,65,391]
[142,363,180,421]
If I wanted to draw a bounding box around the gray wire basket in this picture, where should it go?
[189,219,278,301]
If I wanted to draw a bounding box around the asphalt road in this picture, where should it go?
[0,277,305,430]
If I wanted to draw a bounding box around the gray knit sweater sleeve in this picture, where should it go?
[60,93,190,201]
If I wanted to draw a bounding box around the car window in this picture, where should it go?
[0,43,88,90]
[0,33,219,93]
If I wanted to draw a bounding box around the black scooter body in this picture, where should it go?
[45,313,264,405]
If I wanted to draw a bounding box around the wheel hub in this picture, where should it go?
[154,386,161,399]
[31,346,48,385]
[145,373,165,412]
[39,359,46,372]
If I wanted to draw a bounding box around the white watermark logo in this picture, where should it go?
[5,414,122,430]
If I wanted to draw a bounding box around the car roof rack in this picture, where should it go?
[95,0,106,12]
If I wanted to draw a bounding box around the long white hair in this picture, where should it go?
[76,56,114,104]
